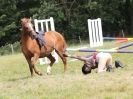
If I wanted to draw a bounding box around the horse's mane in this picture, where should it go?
[21,18,31,24]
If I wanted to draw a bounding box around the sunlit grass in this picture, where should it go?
[0,41,133,99]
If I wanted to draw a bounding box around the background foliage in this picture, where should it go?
[0,0,133,47]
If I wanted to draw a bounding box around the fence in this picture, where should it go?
[0,42,21,55]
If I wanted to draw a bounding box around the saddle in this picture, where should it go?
[33,31,46,48]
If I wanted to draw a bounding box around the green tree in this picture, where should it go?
[0,0,132,47]
[0,0,18,46]
[125,0,133,35]
[0,0,41,46]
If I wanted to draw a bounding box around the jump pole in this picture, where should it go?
[111,42,133,50]
[104,37,133,43]
[67,48,133,53]
[78,49,133,53]
[103,37,133,41]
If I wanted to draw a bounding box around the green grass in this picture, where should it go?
[0,41,133,99]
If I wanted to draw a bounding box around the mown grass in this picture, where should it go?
[0,41,133,99]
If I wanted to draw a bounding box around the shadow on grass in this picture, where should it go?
[7,76,30,82]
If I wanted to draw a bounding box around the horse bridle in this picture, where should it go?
[28,30,37,39]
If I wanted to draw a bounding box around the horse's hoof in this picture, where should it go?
[47,72,51,75]
[31,74,35,78]
[36,71,43,76]
[38,72,43,76]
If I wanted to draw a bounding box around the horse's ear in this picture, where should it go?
[30,17,32,21]
[20,19,24,24]
[21,19,23,22]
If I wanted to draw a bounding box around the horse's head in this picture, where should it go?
[21,18,36,36]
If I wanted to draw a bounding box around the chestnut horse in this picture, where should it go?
[20,18,67,77]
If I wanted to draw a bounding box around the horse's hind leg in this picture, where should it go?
[46,54,56,74]
[55,50,67,72]
[31,54,42,76]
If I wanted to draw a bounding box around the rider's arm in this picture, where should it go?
[70,55,90,61]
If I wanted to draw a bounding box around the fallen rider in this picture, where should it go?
[64,52,123,75]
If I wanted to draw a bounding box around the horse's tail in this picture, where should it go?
[62,37,68,54]
[58,32,68,55]
[62,40,68,57]
[64,42,68,54]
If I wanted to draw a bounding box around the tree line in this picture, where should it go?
[0,0,133,46]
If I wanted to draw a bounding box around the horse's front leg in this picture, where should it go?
[23,55,35,77]
[31,54,42,76]
[46,54,56,75]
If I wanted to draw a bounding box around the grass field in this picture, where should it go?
[0,41,133,99]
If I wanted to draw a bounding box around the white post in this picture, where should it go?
[34,19,39,32]
[10,44,14,54]
[41,22,44,31]
[45,22,49,31]
[88,18,103,47]
[50,17,55,31]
